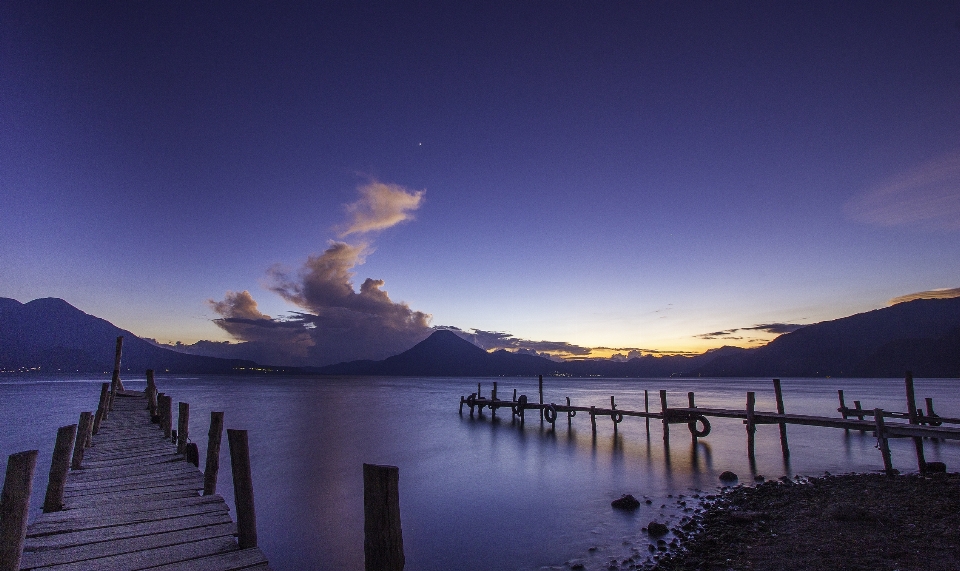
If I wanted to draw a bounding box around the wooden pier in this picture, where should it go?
[459,373,959,476]
[0,339,272,571]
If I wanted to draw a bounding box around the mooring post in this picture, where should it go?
[875,408,894,475]
[0,450,39,571]
[71,412,93,470]
[512,389,518,420]
[93,381,110,435]
[538,375,544,421]
[160,395,173,439]
[660,390,670,445]
[177,402,190,454]
[477,382,481,400]
[610,396,618,432]
[146,369,158,415]
[566,396,573,427]
[644,390,650,435]
[838,390,848,420]
[745,392,756,459]
[203,412,224,495]
[42,424,77,513]
[459,396,465,415]
[688,392,697,443]
[589,406,597,434]
[773,379,790,458]
[904,371,926,474]
[853,400,866,434]
[491,383,497,418]
[363,463,404,571]
[111,335,125,395]
[228,429,258,548]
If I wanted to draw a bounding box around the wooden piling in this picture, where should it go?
[538,375,544,421]
[610,396,618,432]
[875,408,894,475]
[590,406,597,434]
[92,382,109,435]
[659,390,669,444]
[203,411,224,495]
[745,392,756,459]
[177,402,190,454]
[566,396,573,427]
[773,379,790,458]
[146,369,158,415]
[0,450,38,571]
[111,335,125,395]
[644,390,650,434]
[160,395,173,439]
[904,372,927,474]
[491,383,498,418]
[42,425,77,513]
[228,429,258,548]
[838,390,848,420]
[70,412,93,470]
[688,392,697,443]
[363,463,404,571]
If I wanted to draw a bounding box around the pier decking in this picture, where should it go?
[17,389,271,571]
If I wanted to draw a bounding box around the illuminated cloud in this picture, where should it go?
[889,287,960,305]
[205,180,433,366]
[846,150,960,230]
[695,323,804,340]
[338,180,425,237]
[440,327,592,359]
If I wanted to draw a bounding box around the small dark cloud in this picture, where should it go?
[739,323,807,335]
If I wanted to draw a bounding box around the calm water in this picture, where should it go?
[2,375,958,571]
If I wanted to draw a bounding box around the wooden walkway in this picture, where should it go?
[19,390,271,571]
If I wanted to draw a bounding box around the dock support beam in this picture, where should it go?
[745,392,756,460]
[0,450,39,571]
[228,429,258,548]
[93,382,109,435]
[538,375,544,421]
[43,424,77,513]
[875,408,894,475]
[904,372,926,475]
[364,463,404,571]
[204,412,224,495]
[773,379,790,458]
[71,412,93,470]
[177,402,190,455]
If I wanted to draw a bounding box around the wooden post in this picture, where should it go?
[838,390,848,419]
[111,335,125,394]
[93,382,110,435]
[745,392,756,459]
[875,408,894,475]
[773,379,790,458]
[0,450,38,571]
[904,372,926,474]
[177,402,190,454]
[688,392,697,443]
[644,390,650,434]
[491,383,497,418]
[660,390,670,445]
[203,412,224,495]
[853,400,866,434]
[363,463,404,571]
[228,429,258,548]
[589,406,597,434]
[161,395,173,440]
[71,412,93,470]
[43,424,77,513]
[146,369,158,415]
[610,396,618,432]
[477,382,481,400]
[538,375,544,421]
[566,396,572,427]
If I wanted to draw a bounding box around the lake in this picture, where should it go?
[2,374,958,571]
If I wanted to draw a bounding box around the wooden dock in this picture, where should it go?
[7,383,271,571]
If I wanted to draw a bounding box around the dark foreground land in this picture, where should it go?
[653,472,960,571]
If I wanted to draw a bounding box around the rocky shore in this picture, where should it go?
[651,472,960,571]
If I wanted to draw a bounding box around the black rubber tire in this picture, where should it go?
[688,415,711,437]
[544,404,557,424]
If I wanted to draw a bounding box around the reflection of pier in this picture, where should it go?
[459,373,959,476]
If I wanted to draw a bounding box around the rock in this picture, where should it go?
[754,474,765,482]
[612,494,642,510]
[647,521,669,537]
[719,471,738,482]
[927,462,947,474]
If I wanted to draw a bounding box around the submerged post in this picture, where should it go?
[688,392,697,443]
[745,392,756,459]
[93,382,110,435]
[538,375,544,421]
[0,450,39,571]
[71,412,93,469]
[773,379,790,458]
[838,390,848,421]
[659,390,670,445]
[875,408,894,475]
[177,402,190,454]
[204,412,224,495]
[364,463,404,571]
[589,406,597,434]
[905,372,926,474]
[644,390,650,434]
[43,424,77,513]
[228,429,258,548]
[566,396,573,427]
[491,382,497,418]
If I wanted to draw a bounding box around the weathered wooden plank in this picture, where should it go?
[145,546,269,571]
[25,511,233,548]
[62,480,203,502]
[78,453,182,470]
[27,499,228,535]
[64,467,202,491]
[31,494,227,525]
[20,522,237,569]
[25,535,240,571]
[65,460,190,482]
[63,488,201,509]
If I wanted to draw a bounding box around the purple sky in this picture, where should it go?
[3,2,959,366]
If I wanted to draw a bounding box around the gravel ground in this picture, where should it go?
[650,472,960,571]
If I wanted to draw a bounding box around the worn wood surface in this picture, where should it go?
[21,390,272,571]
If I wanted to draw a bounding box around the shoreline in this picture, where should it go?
[647,471,960,571]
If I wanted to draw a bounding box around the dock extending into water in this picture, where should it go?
[459,373,959,477]
[0,337,271,571]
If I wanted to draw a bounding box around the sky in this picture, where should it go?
[2,1,960,366]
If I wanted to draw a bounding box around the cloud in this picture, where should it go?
[845,150,960,230]
[695,322,805,340]
[439,327,592,359]
[204,181,432,366]
[338,180,425,237]
[889,287,960,305]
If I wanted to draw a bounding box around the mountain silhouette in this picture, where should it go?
[0,297,259,374]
